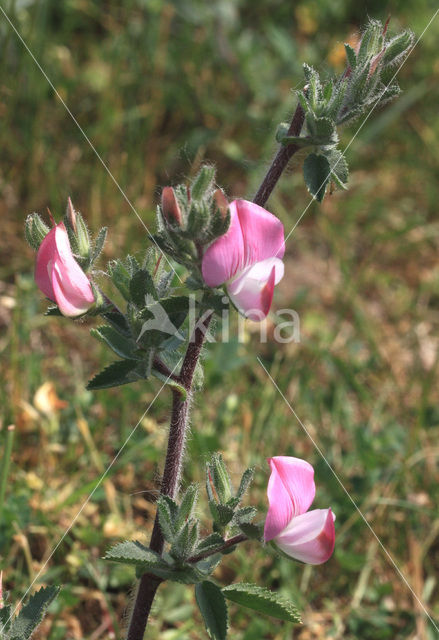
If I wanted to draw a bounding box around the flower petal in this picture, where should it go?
[51,259,95,317]
[201,201,244,287]
[35,226,58,300]
[264,456,315,541]
[227,258,284,320]
[36,222,94,317]
[274,508,335,565]
[235,199,285,266]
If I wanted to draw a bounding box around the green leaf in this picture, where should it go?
[344,43,357,69]
[129,269,158,307]
[235,467,255,503]
[108,259,132,301]
[105,540,164,567]
[90,325,138,359]
[275,122,290,143]
[102,311,131,336]
[152,368,187,400]
[9,586,60,639]
[382,31,414,67]
[325,149,349,189]
[91,226,107,263]
[303,153,331,202]
[208,454,233,504]
[238,522,264,541]
[0,603,12,630]
[195,581,228,640]
[222,583,301,624]
[233,506,257,525]
[157,496,178,543]
[177,485,199,526]
[86,359,140,390]
[196,533,225,554]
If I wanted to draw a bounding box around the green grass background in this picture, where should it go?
[1,0,439,638]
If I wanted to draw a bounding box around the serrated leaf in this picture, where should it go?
[303,153,331,202]
[129,269,158,307]
[195,554,222,576]
[9,586,60,639]
[0,603,12,630]
[222,583,301,623]
[196,533,225,554]
[102,311,131,336]
[105,540,164,566]
[91,325,138,359]
[196,581,228,640]
[86,359,140,390]
[325,149,349,189]
[238,521,264,540]
[233,506,257,525]
[215,504,235,528]
[108,259,131,301]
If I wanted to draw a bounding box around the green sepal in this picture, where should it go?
[44,305,63,316]
[303,153,331,202]
[208,454,233,504]
[195,581,228,640]
[25,213,50,250]
[86,359,141,390]
[90,325,138,360]
[222,583,301,624]
[177,484,199,527]
[382,31,414,67]
[191,165,216,201]
[235,467,255,504]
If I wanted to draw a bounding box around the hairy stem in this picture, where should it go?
[253,101,305,208]
[126,102,304,638]
[126,312,212,640]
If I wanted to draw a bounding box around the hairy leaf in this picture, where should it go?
[196,581,228,640]
[222,583,301,623]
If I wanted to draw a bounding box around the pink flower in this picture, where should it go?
[35,222,95,317]
[201,200,285,321]
[264,456,335,565]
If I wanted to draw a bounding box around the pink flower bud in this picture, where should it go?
[35,222,95,317]
[213,189,229,220]
[264,456,335,565]
[161,186,183,226]
[201,200,285,321]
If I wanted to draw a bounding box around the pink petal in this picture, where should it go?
[51,259,95,317]
[35,222,94,317]
[201,200,285,288]
[35,226,58,300]
[264,456,315,541]
[274,508,335,565]
[201,201,244,287]
[235,199,285,266]
[227,258,284,320]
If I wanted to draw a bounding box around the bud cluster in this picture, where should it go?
[276,19,414,202]
[154,165,230,270]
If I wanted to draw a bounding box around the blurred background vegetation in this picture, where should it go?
[1,0,439,638]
